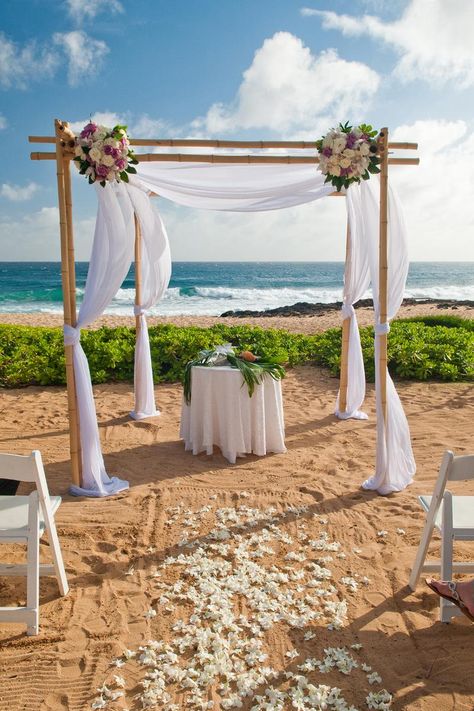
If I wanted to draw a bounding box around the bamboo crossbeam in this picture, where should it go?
[28,135,418,151]
[30,151,419,166]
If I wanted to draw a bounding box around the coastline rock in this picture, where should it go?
[220,298,474,318]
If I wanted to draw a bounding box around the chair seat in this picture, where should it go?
[0,496,61,536]
[419,495,474,532]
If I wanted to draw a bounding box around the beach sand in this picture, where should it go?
[0,309,473,710]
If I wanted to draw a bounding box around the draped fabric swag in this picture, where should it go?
[69,161,415,497]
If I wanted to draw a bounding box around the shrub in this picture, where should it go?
[0,315,472,388]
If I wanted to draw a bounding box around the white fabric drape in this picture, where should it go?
[137,163,334,211]
[357,179,416,494]
[128,183,172,420]
[335,186,371,420]
[67,183,135,497]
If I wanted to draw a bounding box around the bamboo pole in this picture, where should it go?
[28,135,418,151]
[339,222,351,414]
[30,151,420,166]
[378,127,389,423]
[54,119,81,486]
[134,214,142,335]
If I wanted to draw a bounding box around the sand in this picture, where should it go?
[0,309,473,711]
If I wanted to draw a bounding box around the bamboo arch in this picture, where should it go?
[29,120,419,489]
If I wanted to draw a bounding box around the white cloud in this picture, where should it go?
[0,113,6,129]
[193,32,380,135]
[53,31,109,87]
[302,0,474,87]
[69,111,126,134]
[66,0,124,23]
[0,31,58,89]
[0,207,96,261]
[1,182,40,202]
[390,119,474,260]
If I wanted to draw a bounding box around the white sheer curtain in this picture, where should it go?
[128,183,171,420]
[66,183,134,497]
[335,186,371,420]
[357,178,416,494]
[136,163,334,211]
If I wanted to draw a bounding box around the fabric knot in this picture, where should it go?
[341,304,355,319]
[375,322,390,336]
[63,324,81,346]
[134,305,146,316]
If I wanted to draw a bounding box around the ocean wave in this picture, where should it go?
[1,284,473,317]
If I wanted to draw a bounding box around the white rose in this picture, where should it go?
[93,129,107,141]
[106,170,116,181]
[330,165,341,176]
[74,145,84,157]
[340,158,351,169]
[89,147,102,162]
[332,137,346,153]
[343,148,355,158]
[104,137,117,147]
[322,136,334,149]
[102,154,115,167]
[359,142,370,156]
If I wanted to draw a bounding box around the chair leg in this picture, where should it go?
[26,492,40,635]
[440,493,454,624]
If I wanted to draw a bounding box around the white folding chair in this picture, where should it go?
[0,450,68,635]
[409,450,474,622]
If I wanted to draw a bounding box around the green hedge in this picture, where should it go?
[0,317,472,388]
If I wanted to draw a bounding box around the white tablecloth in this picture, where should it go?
[180,366,286,464]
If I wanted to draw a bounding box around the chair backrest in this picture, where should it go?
[0,451,40,483]
[0,451,51,505]
[447,453,474,482]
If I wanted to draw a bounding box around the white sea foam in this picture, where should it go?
[2,284,473,316]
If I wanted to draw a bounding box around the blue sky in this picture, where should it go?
[1,0,473,261]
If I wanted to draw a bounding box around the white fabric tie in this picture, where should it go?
[63,324,81,346]
[134,305,146,316]
[341,304,355,319]
[375,322,390,336]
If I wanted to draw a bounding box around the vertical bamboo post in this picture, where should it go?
[378,127,389,422]
[134,214,142,333]
[54,119,81,486]
[339,221,351,414]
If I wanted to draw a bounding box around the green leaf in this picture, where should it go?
[120,171,129,183]
[126,165,137,174]
[100,180,106,187]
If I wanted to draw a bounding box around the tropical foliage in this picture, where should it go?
[0,317,472,388]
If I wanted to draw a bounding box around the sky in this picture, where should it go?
[0,0,473,262]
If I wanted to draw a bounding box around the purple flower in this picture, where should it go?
[116,159,126,170]
[322,147,333,157]
[96,164,109,178]
[111,148,120,159]
[80,122,97,139]
[340,167,352,176]
[346,132,356,148]
[104,144,114,155]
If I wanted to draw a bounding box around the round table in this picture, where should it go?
[180,365,286,464]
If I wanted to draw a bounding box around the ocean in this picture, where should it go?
[0,262,473,317]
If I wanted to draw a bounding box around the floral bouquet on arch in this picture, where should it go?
[316,122,380,192]
[74,123,138,187]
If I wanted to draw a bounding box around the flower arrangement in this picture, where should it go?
[183,344,286,403]
[73,122,138,187]
[316,122,381,192]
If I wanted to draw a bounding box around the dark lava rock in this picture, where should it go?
[220,298,474,318]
